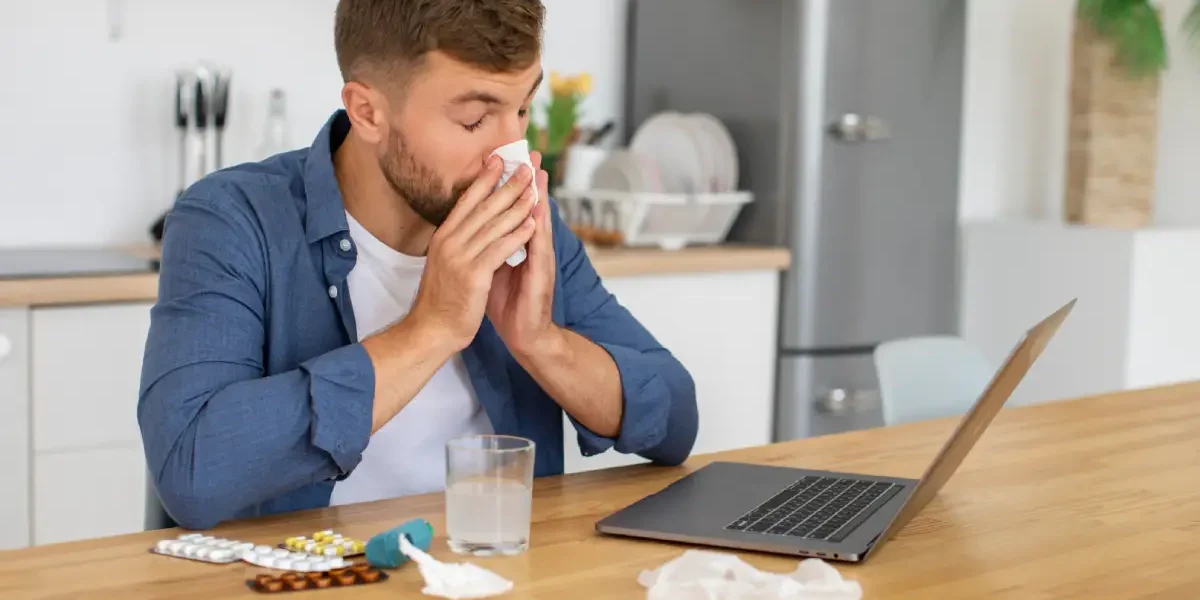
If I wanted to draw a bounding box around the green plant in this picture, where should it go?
[525,72,590,157]
[1078,0,1200,77]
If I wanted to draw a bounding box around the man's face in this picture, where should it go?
[378,51,543,226]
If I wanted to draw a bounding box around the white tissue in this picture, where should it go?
[399,535,514,599]
[489,139,538,267]
[637,550,863,600]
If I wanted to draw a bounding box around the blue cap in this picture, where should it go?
[364,518,434,569]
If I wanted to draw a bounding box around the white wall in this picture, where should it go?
[958,0,1200,225]
[0,0,628,249]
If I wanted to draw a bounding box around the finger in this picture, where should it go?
[527,177,554,266]
[530,150,543,172]
[456,164,534,240]
[466,182,538,258]
[440,156,504,232]
[480,216,537,270]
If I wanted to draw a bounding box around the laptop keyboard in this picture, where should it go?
[724,475,902,542]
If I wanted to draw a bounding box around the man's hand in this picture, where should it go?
[360,155,536,433]
[486,151,556,357]
[409,155,538,352]
[486,154,625,438]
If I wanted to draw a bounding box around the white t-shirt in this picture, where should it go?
[328,211,494,506]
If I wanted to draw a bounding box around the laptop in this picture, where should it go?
[595,299,1076,562]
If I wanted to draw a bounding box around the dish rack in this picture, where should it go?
[553,188,753,250]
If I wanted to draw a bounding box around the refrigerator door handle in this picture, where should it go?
[815,387,881,415]
[827,113,891,142]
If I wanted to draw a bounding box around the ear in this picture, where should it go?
[341,81,389,145]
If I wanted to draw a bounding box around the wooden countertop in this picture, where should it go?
[0,244,790,308]
[3,382,1198,598]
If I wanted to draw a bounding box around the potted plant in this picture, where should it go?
[1064,0,1200,227]
[525,71,591,193]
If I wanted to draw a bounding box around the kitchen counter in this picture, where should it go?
[0,244,789,308]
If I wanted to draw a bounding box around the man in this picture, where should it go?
[137,0,698,530]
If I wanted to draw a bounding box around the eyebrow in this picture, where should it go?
[450,70,544,106]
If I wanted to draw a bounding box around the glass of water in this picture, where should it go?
[444,434,536,556]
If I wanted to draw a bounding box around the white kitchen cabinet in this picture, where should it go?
[33,446,147,545]
[32,303,152,452]
[961,221,1200,407]
[30,302,153,546]
[0,308,31,550]
[563,269,780,474]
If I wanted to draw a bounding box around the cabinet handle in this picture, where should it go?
[0,334,10,364]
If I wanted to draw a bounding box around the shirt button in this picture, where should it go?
[328,285,338,299]
[339,238,352,252]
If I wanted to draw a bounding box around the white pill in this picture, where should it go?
[209,549,233,562]
[179,533,202,541]
[196,547,212,559]
[254,545,273,555]
[313,560,331,571]
[183,545,201,557]
[155,540,172,552]
[258,557,275,568]
[272,548,290,558]
[292,561,310,571]
[232,542,254,552]
[287,552,306,561]
[328,557,346,569]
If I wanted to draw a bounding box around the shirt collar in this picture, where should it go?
[302,110,353,244]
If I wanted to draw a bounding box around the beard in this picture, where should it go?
[378,125,473,226]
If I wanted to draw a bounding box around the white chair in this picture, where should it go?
[873,336,994,426]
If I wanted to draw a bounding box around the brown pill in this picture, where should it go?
[255,574,274,587]
[336,572,357,586]
[264,579,284,593]
[358,569,381,583]
[350,562,370,573]
[287,578,308,591]
[313,576,333,589]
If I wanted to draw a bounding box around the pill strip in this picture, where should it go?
[246,564,388,593]
[282,529,366,557]
[241,544,349,573]
[150,533,255,564]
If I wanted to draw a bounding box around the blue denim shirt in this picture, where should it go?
[138,110,698,530]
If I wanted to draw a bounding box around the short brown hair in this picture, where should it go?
[334,0,545,83]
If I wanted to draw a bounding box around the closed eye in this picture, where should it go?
[463,116,487,132]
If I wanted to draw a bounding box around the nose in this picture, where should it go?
[496,115,527,148]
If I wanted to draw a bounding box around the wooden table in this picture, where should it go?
[3,383,1199,598]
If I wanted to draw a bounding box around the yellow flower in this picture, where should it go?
[548,72,591,98]
[573,73,592,96]
[549,71,569,96]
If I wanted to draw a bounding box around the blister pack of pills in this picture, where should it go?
[240,544,349,573]
[246,564,388,593]
[150,533,255,564]
[281,530,366,557]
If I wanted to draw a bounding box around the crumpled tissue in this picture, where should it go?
[398,534,514,599]
[490,139,538,268]
[637,549,863,600]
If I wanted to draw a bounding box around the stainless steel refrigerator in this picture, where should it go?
[624,0,965,440]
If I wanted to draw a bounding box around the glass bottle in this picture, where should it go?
[257,88,291,159]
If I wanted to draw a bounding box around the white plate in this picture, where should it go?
[680,114,721,193]
[629,112,707,193]
[689,113,739,192]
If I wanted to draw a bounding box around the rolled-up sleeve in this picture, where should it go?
[550,202,698,466]
[138,192,373,530]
